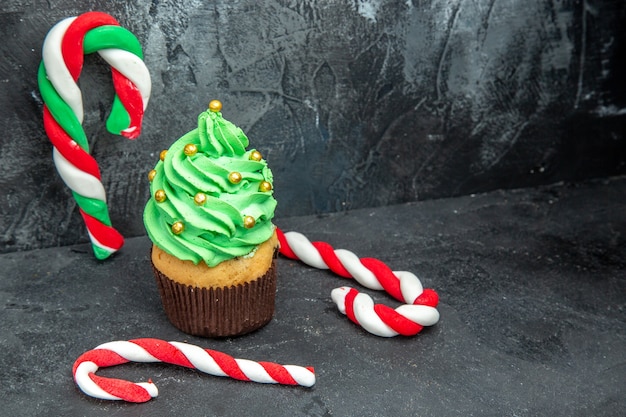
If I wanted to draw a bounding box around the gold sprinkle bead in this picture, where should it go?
[209,100,222,113]
[154,189,166,203]
[243,215,256,229]
[159,150,168,161]
[249,150,262,161]
[228,171,242,184]
[184,143,198,157]
[171,221,185,235]
[194,192,207,205]
[148,169,157,182]
[259,181,272,192]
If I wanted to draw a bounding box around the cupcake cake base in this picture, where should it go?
[152,259,276,337]
[150,232,279,338]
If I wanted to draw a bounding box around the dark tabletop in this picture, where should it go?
[1,177,625,416]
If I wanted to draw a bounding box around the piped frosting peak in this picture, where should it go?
[144,101,277,266]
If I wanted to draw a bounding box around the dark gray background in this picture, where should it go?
[1,0,625,253]
[1,2,625,415]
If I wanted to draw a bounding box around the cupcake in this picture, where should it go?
[144,100,278,337]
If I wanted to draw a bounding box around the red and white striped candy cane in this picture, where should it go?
[276,229,440,337]
[38,12,151,260]
[73,338,315,402]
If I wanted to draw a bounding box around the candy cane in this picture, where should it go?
[73,338,315,402]
[276,229,440,337]
[38,12,151,260]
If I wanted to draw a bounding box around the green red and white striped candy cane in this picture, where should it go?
[38,11,151,260]
[276,229,440,337]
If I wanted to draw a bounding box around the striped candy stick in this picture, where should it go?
[38,12,151,260]
[73,338,315,402]
[276,229,440,337]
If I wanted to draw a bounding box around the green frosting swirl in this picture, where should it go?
[144,106,277,266]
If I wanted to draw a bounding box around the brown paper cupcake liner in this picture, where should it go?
[152,259,277,337]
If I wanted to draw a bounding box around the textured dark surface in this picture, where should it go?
[1,176,624,416]
[1,0,625,253]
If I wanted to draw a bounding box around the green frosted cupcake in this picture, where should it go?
[144,100,278,337]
